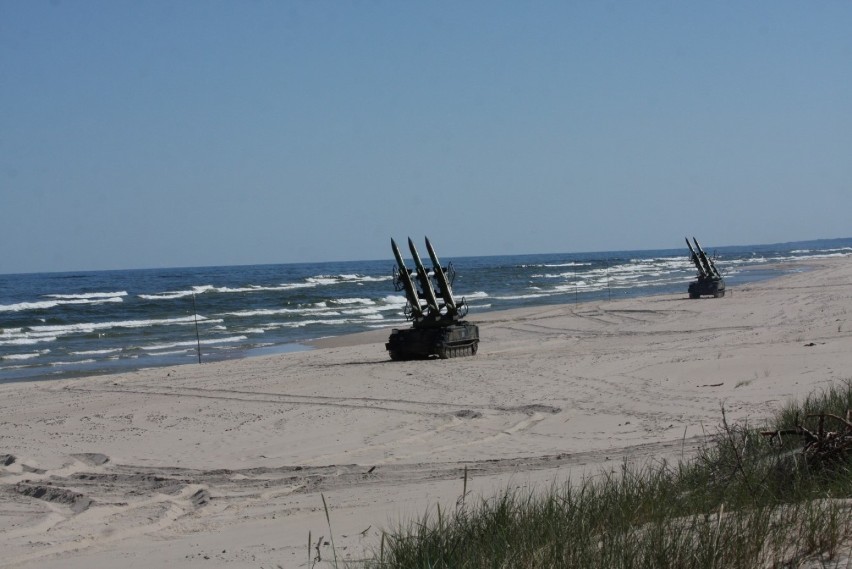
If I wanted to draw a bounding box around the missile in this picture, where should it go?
[692,237,720,278]
[424,236,458,314]
[685,237,706,277]
[407,237,440,312]
[391,239,424,319]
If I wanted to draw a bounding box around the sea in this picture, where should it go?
[2,237,851,384]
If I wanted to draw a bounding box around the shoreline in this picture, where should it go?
[1,256,850,568]
[0,255,826,385]
[308,256,826,351]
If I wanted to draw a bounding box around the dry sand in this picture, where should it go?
[1,258,851,568]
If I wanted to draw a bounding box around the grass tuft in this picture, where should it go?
[356,380,852,568]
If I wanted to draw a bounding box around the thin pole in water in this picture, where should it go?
[192,293,202,364]
[575,282,578,304]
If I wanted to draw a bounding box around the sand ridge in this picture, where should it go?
[1,258,850,567]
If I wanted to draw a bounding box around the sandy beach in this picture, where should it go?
[1,257,850,568]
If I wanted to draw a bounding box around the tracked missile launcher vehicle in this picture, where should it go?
[386,237,480,360]
[686,237,726,298]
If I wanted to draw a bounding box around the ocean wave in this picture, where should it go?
[349,274,390,282]
[0,296,124,312]
[520,262,591,268]
[465,291,489,299]
[730,252,851,265]
[492,292,553,300]
[46,291,128,300]
[366,320,405,329]
[794,247,852,255]
[24,315,222,338]
[139,283,313,300]
[70,348,123,356]
[1,350,49,361]
[331,297,376,305]
[310,274,390,284]
[51,359,96,367]
[138,274,391,300]
[280,318,352,328]
[801,251,852,260]
[224,307,342,318]
[142,335,249,351]
[143,349,194,357]
[341,307,384,316]
[542,262,592,268]
[535,259,693,282]
[0,335,58,346]
[380,294,408,306]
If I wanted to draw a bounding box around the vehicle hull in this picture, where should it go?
[688,277,726,299]
[386,322,480,360]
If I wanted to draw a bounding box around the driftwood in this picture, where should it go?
[761,409,852,465]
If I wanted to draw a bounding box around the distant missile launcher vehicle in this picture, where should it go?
[686,237,726,298]
[386,237,480,360]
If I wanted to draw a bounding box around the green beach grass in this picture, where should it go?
[339,381,852,568]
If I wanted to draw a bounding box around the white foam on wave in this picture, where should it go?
[730,252,850,266]
[608,273,646,282]
[24,315,222,338]
[139,273,392,301]
[0,296,124,312]
[793,247,852,255]
[492,292,552,300]
[341,307,384,316]
[544,262,591,268]
[139,282,316,300]
[335,274,390,283]
[535,258,691,281]
[306,276,339,286]
[521,262,591,268]
[224,307,342,318]
[46,291,128,300]
[145,349,194,357]
[70,348,123,356]
[381,294,408,306]
[465,291,489,299]
[51,358,96,367]
[0,335,58,346]
[331,298,375,305]
[2,350,49,361]
[799,251,852,260]
[280,318,351,328]
[142,335,248,351]
[221,298,403,321]
[308,274,390,286]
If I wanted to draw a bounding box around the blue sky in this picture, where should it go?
[2,1,850,273]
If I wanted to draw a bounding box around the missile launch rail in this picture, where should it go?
[386,237,480,360]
